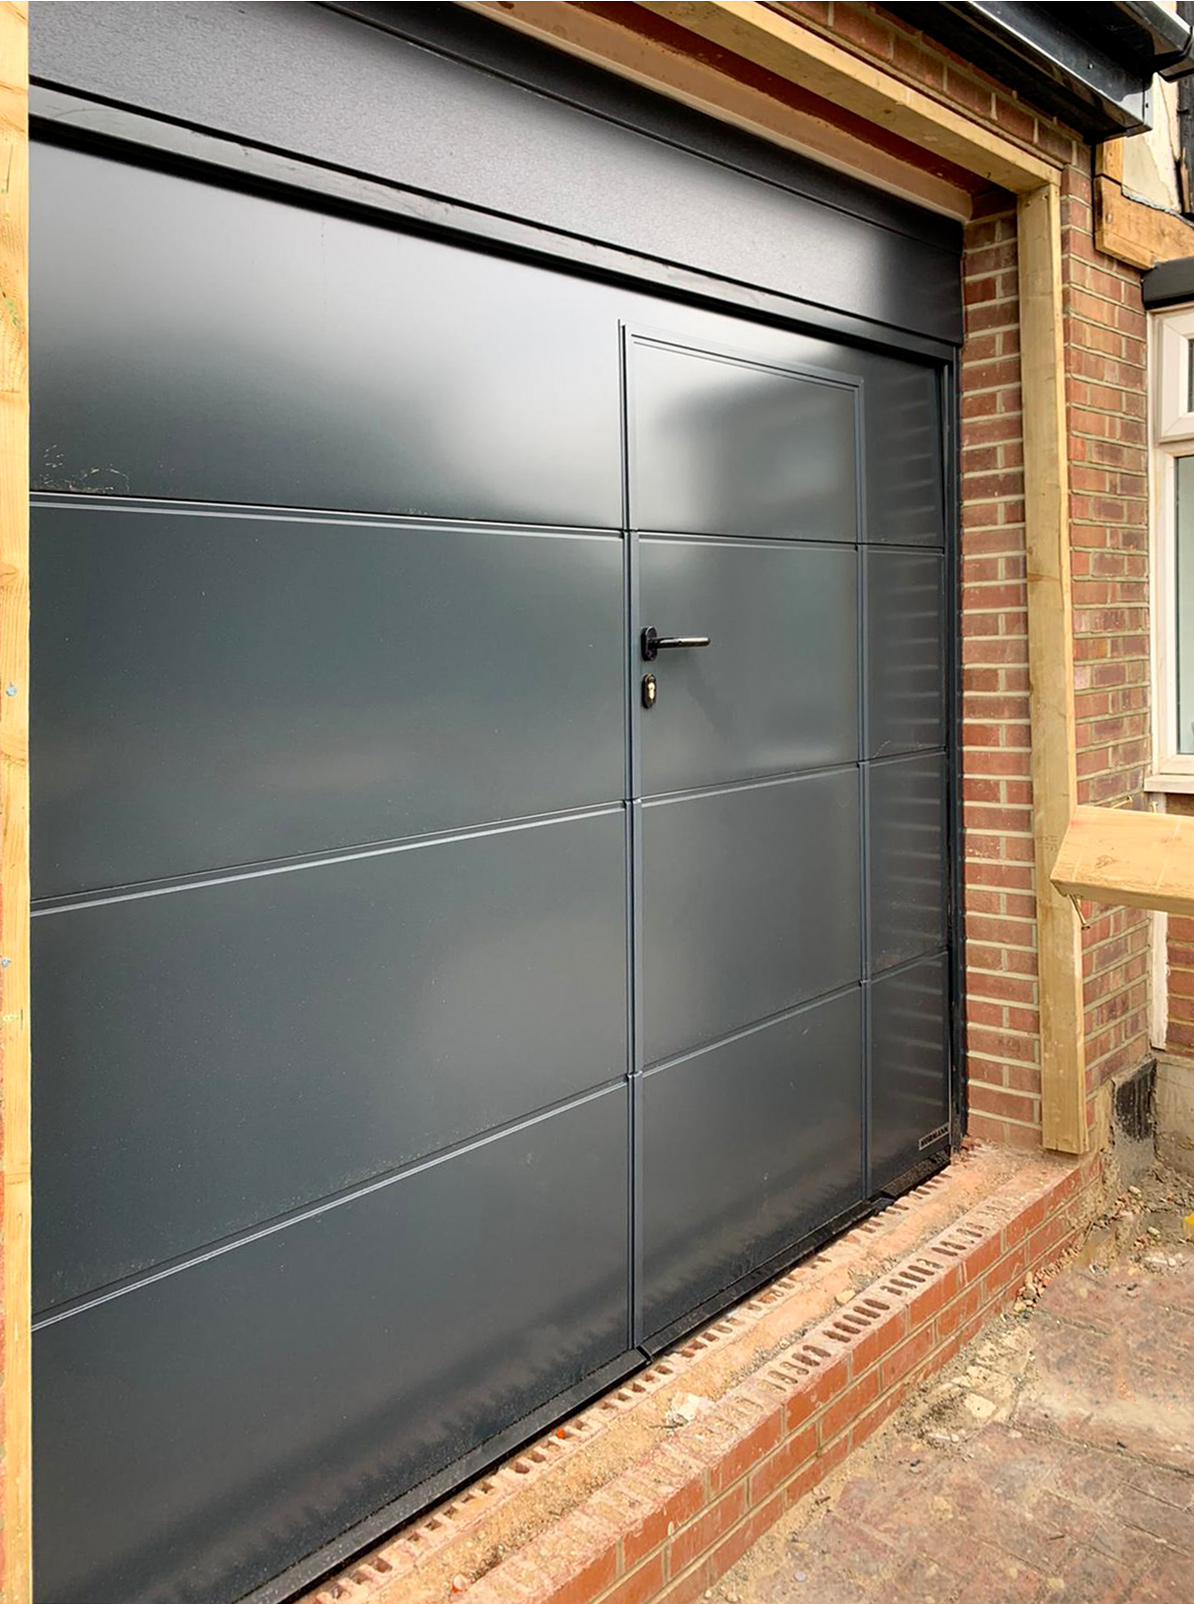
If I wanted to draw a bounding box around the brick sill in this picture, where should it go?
[1144,774,1194,795]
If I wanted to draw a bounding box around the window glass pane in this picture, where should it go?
[1179,456,1194,752]
[1187,338,1194,413]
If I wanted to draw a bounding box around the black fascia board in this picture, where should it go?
[886,2,1194,141]
[1143,254,1194,309]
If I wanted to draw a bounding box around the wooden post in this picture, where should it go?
[0,3,29,1599]
[1018,182,1087,1155]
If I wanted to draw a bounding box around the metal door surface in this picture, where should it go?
[631,336,863,1342]
[28,19,957,1598]
[628,331,948,1343]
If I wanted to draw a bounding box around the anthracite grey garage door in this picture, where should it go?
[28,6,961,1602]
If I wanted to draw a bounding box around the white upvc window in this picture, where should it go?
[1148,305,1194,788]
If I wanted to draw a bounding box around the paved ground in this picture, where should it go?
[710,1171,1194,1604]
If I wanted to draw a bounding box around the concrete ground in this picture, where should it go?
[708,1165,1194,1604]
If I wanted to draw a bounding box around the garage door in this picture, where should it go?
[29,7,960,1602]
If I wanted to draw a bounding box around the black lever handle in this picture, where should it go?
[641,625,712,662]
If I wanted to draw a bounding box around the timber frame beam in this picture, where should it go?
[1053,805,1194,918]
[1017,183,1086,1153]
[1093,137,1194,271]
[474,0,1086,1153]
[637,1,1056,192]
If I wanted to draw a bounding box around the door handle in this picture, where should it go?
[641,626,711,662]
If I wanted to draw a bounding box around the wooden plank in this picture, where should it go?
[1018,182,1087,1156]
[1052,805,1194,917]
[1095,173,1194,271]
[639,0,1057,191]
[1095,138,1124,183]
[0,3,29,1599]
[463,0,975,218]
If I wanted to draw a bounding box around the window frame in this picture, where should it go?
[1148,304,1194,786]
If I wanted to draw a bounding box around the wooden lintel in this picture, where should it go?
[1052,805,1194,918]
[1018,182,1087,1157]
[639,0,1057,191]
[0,3,29,1600]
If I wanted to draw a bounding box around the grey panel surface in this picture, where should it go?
[865,547,946,758]
[31,501,623,898]
[640,538,858,795]
[860,360,945,546]
[631,341,859,541]
[33,810,627,1311]
[641,769,861,1065]
[30,143,622,525]
[641,988,863,1339]
[29,4,962,343]
[26,31,960,1593]
[33,1088,630,1604]
[867,753,948,975]
[868,953,950,1192]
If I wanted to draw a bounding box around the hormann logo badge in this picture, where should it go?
[919,1123,950,1150]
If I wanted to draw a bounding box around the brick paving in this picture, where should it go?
[713,1257,1194,1604]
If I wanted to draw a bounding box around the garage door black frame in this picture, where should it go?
[29,54,965,1604]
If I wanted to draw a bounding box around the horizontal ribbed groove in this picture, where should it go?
[33,799,625,915]
[638,528,944,554]
[865,944,950,985]
[644,747,947,810]
[644,938,950,1076]
[643,761,857,809]
[864,746,948,769]
[33,1077,627,1330]
[638,530,860,552]
[642,977,861,1076]
[31,489,622,539]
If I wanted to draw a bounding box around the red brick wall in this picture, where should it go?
[784,4,1155,1147]
[958,190,1040,1147]
[1062,164,1153,1115]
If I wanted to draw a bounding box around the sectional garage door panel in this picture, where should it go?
[641,987,863,1340]
[864,547,947,760]
[29,16,959,1596]
[33,808,628,1313]
[630,340,859,541]
[866,754,948,976]
[32,502,624,898]
[868,954,951,1190]
[641,770,862,1067]
[859,361,947,547]
[639,538,859,795]
[33,1086,631,1604]
[30,143,624,528]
